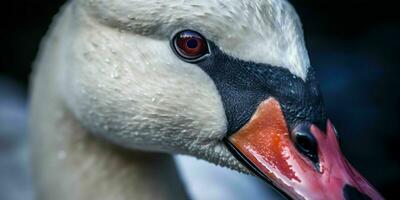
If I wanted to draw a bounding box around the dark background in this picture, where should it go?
[0,0,399,199]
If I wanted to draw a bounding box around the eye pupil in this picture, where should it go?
[187,39,198,48]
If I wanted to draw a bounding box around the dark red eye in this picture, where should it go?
[173,30,209,61]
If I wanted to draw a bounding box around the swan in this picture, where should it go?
[29,0,384,199]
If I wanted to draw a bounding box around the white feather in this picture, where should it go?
[78,0,310,79]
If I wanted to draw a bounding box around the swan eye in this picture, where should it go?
[172,30,209,62]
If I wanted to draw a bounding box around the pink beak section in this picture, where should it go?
[226,98,384,200]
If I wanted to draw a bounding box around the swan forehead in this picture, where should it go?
[80,0,310,80]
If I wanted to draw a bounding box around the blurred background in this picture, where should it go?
[0,0,399,199]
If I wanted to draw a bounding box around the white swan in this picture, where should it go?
[29,0,383,199]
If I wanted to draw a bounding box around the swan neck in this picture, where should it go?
[30,85,188,199]
[29,2,188,199]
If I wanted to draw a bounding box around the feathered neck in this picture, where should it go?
[29,3,188,199]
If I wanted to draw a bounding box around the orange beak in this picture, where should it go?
[224,98,384,200]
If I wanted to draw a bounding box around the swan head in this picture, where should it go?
[59,0,383,199]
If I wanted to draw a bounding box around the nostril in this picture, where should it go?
[343,185,372,200]
[291,123,319,166]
